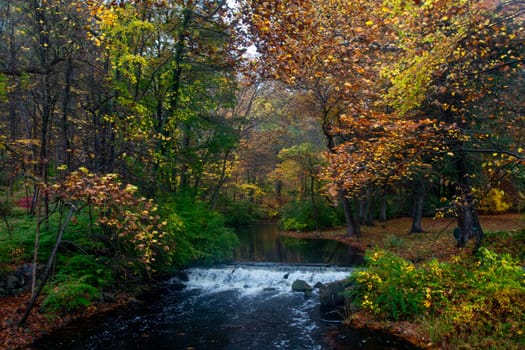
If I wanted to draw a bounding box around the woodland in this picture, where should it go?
[0,0,524,349]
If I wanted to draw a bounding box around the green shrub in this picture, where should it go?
[348,249,426,320]
[223,199,266,226]
[42,276,100,314]
[53,255,112,287]
[41,255,112,314]
[348,248,525,348]
[280,199,343,231]
[161,193,239,267]
[282,217,309,231]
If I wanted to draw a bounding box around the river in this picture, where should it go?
[32,223,420,350]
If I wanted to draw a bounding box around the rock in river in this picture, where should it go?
[291,279,313,297]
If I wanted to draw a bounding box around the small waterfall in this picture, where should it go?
[171,263,353,295]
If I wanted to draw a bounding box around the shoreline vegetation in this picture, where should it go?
[282,214,525,263]
[0,214,523,349]
[283,214,525,349]
[0,289,136,349]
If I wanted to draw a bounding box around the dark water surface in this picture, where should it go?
[233,223,364,266]
[32,224,420,350]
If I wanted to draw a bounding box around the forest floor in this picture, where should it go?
[283,213,525,349]
[0,290,135,349]
[282,213,525,263]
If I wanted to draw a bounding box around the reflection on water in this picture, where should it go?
[233,223,364,266]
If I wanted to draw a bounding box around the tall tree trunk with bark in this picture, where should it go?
[338,190,360,237]
[360,187,374,226]
[19,204,76,326]
[61,59,73,169]
[455,153,483,247]
[379,194,387,222]
[409,177,426,233]
[323,120,360,237]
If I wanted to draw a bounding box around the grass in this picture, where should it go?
[0,207,37,265]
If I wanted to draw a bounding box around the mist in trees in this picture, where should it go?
[241,0,525,245]
[0,0,524,286]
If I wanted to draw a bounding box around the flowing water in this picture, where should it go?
[32,224,420,350]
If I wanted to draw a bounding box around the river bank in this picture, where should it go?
[0,284,156,349]
[2,214,523,349]
[281,214,525,262]
[282,213,525,349]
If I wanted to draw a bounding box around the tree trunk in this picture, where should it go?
[19,204,76,326]
[380,195,387,222]
[338,190,360,237]
[40,72,51,219]
[61,59,73,169]
[409,178,426,233]
[455,154,483,248]
[310,174,319,229]
[209,149,233,210]
[1,212,13,239]
[275,180,282,210]
[31,203,41,297]
[361,187,374,226]
[321,100,360,236]
[359,198,365,225]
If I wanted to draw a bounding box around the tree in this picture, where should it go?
[382,0,525,246]
[242,1,398,236]
[244,0,525,246]
[19,169,168,326]
[93,0,242,197]
[0,0,105,213]
[226,82,327,218]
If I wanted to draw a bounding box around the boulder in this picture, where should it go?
[319,280,355,322]
[292,279,313,297]
[0,263,43,296]
[319,280,347,307]
[175,271,189,282]
[6,274,22,289]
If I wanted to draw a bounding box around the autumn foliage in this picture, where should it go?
[244,0,524,244]
[49,168,169,275]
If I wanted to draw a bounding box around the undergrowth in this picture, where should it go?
[348,247,525,349]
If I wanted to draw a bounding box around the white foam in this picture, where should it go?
[173,263,353,296]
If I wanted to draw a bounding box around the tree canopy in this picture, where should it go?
[243,0,525,244]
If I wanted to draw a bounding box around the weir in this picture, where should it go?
[32,226,419,350]
[177,263,353,295]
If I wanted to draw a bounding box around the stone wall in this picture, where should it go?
[0,264,38,296]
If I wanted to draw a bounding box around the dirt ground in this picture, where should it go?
[281,213,525,263]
